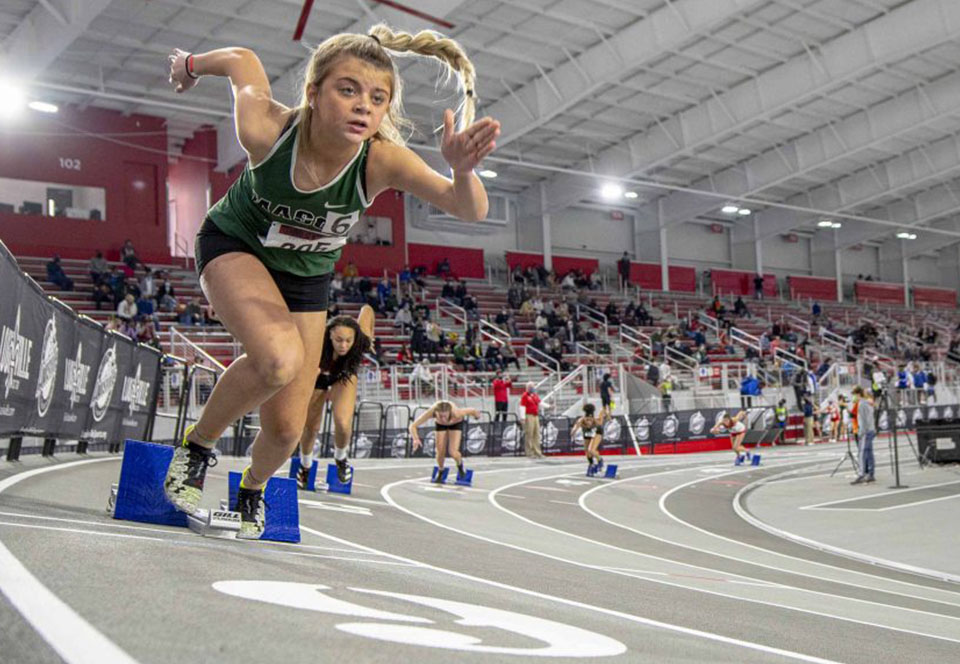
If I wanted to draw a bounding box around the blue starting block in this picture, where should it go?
[112,439,188,528]
[454,468,473,486]
[587,463,600,477]
[751,454,762,466]
[289,457,318,491]
[604,464,618,478]
[227,472,300,543]
[431,466,450,484]
[735,454,745,466]
[587,463,617,478]
[325,463,353,494]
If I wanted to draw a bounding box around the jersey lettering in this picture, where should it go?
[261,222,346,253]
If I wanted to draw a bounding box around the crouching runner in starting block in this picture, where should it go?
[409,400,479,485]
[292,306,373,493]
[711,410,760,466]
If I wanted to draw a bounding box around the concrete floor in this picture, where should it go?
[1,443,958,663]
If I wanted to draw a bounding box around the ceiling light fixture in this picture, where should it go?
[624,191,638,199]
[896,231,917,240]
[28,100,58,114]
[601,183,623,199]
[0,79,26,120]
[818,219,834,227]
[738,208,752,216]
[478,169,497,179]
[721,204,739,214]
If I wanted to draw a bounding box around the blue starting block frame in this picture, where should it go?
[112,440,188,528]
[455,469,473,486]
[431,466,449,483]
[587,463,618,478]
[325,463,353,494]
[751,454,762,466]
[430,466,473,486]
[289,458,318,491]
[228,472,300,543]
[735,454,762,466]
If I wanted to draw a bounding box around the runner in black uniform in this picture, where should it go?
[296,305,374,488]
[162,26,499,538]
[409,401,481,482]
[571,403,606,470]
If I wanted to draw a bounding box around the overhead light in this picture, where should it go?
[738,208,752,216]
[601,183,623,199]
[721,204,740,214]
[818,219,834,228]
[831,222,842,229]
[478,169,497,179]
[28,100,58,114]
[896,232,917,240]
[624,191,638,199]
[0,79,26,120]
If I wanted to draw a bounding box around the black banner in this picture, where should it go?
[0,240,160,443]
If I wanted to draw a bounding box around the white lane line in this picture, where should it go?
[299,499,372,516]
[0,521,416,566]
[656,464,960,598]
[310,508,842,663]
[549,500,579,506]
[733,470,960,585]
[482,465,960,629]
[498,494,527,500]
[0,457,138,664]
[309,495,390,506]
[874,493,960,512]
[799,480,960,510]
[522,485,571,492]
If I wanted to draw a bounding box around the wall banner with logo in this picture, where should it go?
[0,240,161,443]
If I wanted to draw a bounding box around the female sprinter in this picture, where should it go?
[296,305,374,488]
[163,25,500,538]
[408,401,480,483]
[711,410,752,462]
[571,403,605,470]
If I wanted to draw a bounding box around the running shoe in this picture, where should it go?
[456,463,466,481]
[297,462,312,490]
[233,486,266,539]
[164,426,217,515]
[596,456,604,470]
[335,457,353,484]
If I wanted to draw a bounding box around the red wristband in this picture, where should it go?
[185,54,198,79]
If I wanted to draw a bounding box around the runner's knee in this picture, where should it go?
[251,342,304,388]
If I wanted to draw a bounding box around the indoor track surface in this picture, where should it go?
[2,446,959,664]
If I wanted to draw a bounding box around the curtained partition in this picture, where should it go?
[408,243,484,279]
[788,275,838,302]
[913,286,956,309]
[711,269,777,297]
[855,280,905,305]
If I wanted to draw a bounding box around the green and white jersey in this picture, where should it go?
[206,115,372,277]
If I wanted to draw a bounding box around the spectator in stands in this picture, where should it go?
[604,301,620,326]
[89,251,109,286]
[560,271,576,292]
[329,272,344,301]
[454,279,468,305]
[107,266,125,305]
[376,277,392,312]
[410,360,434,394]
[157,274,177,312]
[617,251,631,290]
[500,341,520,370]
[437,257,451,277]
[426,321,443,362]
[484,341,503,371]
[117,293,138,322]
[394,302,413,335]
[492,370,513,425]
[140,266,157,301]
[136,315,160,350]
[734,296,749,317]
[468,339,485,371]
[179,297,203,326]
[589,270,602,290]
[441,278,456,302]
[397,343,415,365]
[45,255,74,291]
[203,303,219,326]
[120,239,142,272]
[398,265,413,297]
[92,280,113,310]
[811,301,822,321]
[342,261,359,289]
[104,315,121,332]
[740,374,761,408]
[754,274,765,300]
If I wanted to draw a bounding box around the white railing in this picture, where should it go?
[524,344,561,373]
[574,341,603,359]
[619,324,652,351]
[730,326,761,354]
[783,313,811,336]
[773,346,807,371]
[479,318,511,347]
[819,328,848,352]
[169,327,227,371]
[540,364,588,416]
[697,313,719,335]
[665,344,697,371]
[577,303,609,338]
[435,297,467,333]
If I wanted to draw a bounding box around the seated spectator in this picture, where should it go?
[179,297,203,326]
[203,303,219,326]
[330,272,344,301]
[441,279,456,301]
[604,301,620,326]
[342,261,359,291]
[495,307,510,327]
[500,341,520,370]
[117,293,138,321]
[156,274,177,312]
[635,302,653,327]
[734,296,749,317]
[399,265,412,296]
[376,277,392,312]
[394,303,413,334]
[135,316,160,350]
[104,315,121,332]
[454,279,468,304]
[46,255,74,291]
[124,278,141,301]
[560,272,576,291]
[140,266,157,300]
[396,343,415,365]
[108,266,126,304]
[812,301,822,320]
[589,270,602,291]
[120,239,142,272]
[89,251,109,286]
[484,341,503,371]
[437,257,451,277]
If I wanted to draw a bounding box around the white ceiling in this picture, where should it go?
[7,0,960,258]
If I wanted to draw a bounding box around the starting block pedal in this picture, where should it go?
[751,454,762,466]
[431,466,450,484]
[735,454,745,466]
[228,472,300,543]
[454,468,474,486]
[604,464,618,478]
[289,457,318,491]
[586,463,600,477]
[325,463,353,495]
[187,503,241,539]
[112,440,188,528]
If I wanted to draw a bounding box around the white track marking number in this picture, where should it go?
[213,581,626,657]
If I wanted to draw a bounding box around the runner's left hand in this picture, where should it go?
[441,109,500,175]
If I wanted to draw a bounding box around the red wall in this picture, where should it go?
[505,251,544,271]
[855,280,905,305]
[711,269,777,297]
[628,262,696,292]
[335,189,406,276]
[552,255,598,276]
[788,275,837,302]
[913,286,956,309]
[408,243,484,278]
[0,105,169,262]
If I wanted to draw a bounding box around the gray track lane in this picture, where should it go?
[2,452,959,663]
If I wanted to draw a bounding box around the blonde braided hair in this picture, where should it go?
[297,23,476,150]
